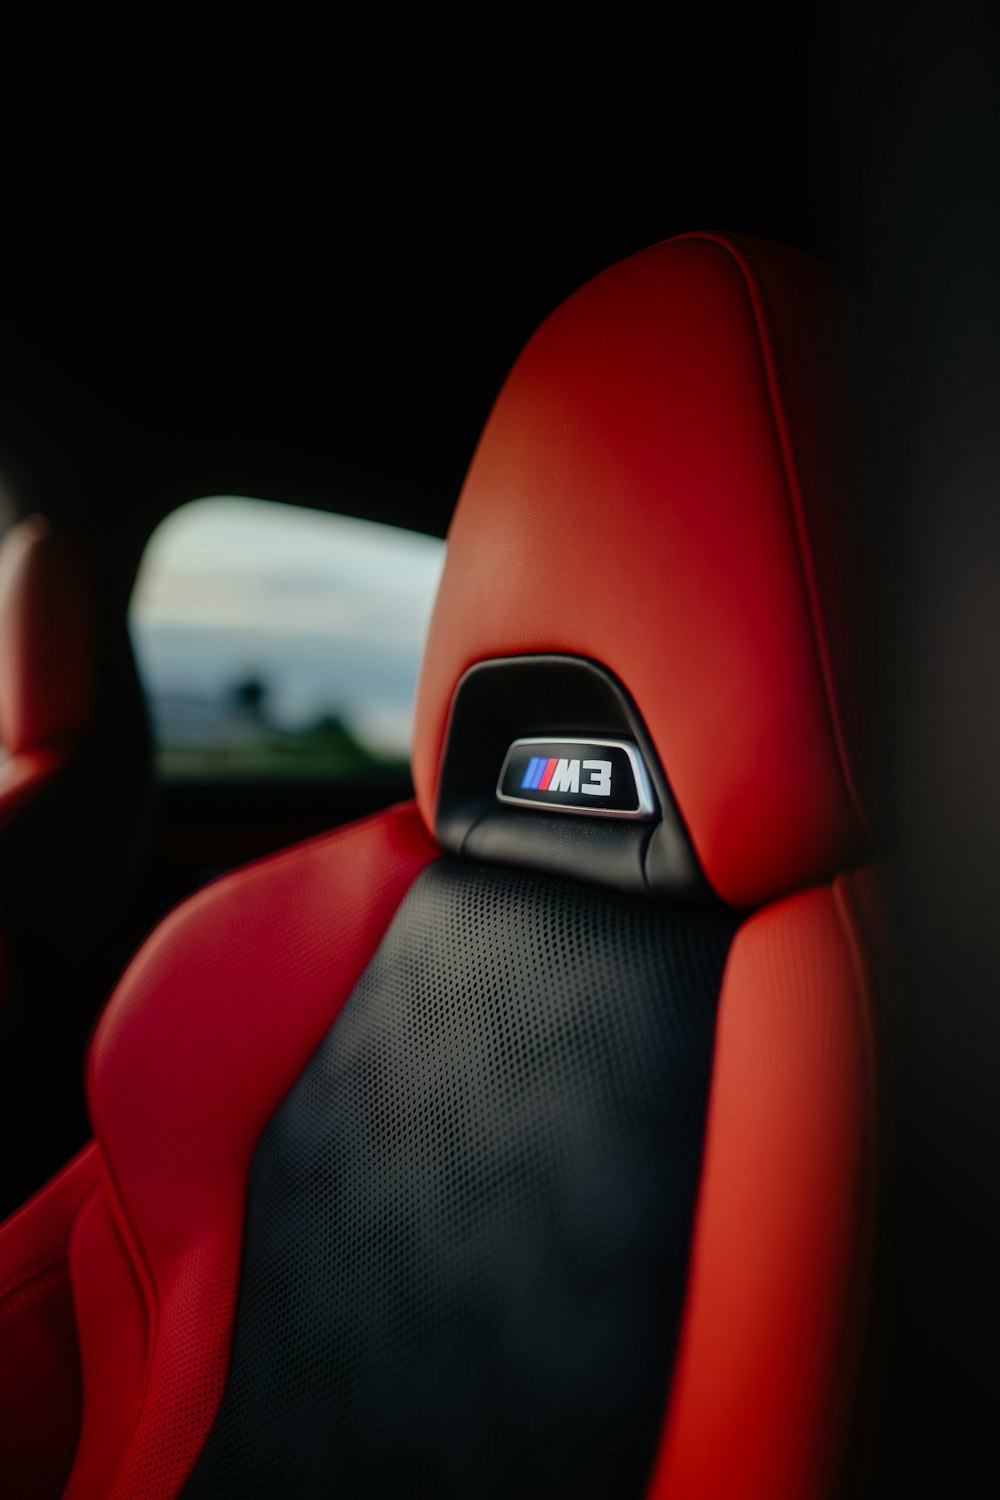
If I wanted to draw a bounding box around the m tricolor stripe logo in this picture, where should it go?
[521,756,558,791]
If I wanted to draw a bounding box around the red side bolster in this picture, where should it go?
[0,1142,101,1500]
[63,1185,149,1500]
[87,801,437,1500]
[647,875,877,1500]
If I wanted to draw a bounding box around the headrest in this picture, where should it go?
[0,516,97,757]
[413,233,871,909]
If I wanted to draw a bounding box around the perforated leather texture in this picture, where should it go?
[183,860,737,1499]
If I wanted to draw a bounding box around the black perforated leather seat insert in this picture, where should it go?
[183,860,738,1499]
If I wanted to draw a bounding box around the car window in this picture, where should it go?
[129,496,445,779]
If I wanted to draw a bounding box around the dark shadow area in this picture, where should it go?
[810,2,1000,1488]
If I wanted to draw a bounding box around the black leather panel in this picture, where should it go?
[184,860,737,1499]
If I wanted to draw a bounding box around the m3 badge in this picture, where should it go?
[496,738,656,819]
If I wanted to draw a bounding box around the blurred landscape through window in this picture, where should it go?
[129,496,445,778]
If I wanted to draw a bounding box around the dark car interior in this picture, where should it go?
[1,5,998,1495]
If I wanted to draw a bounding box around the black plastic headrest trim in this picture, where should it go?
[435,655,716,903]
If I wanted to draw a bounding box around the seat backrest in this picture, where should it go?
[17,233,879,1500]
[0,515,152,1216]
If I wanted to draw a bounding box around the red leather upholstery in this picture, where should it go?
[0,805,434,1500]
[83,804,435,1500]
[63,1185,147,1500]
[648,873,878,1500]
[0,1144,99,1500]
[0,235,879,1500]
[414,233,870,909]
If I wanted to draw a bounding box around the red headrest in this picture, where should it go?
[0,516,97,757]
[413,233,871,909]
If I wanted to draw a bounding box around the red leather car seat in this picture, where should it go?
[0,515,152,1219]
[0,233,881,1500]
